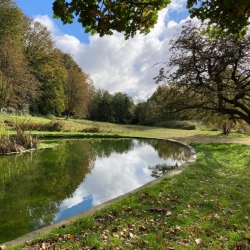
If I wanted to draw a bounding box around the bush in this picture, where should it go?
[155,120,196,130]
[46,114,56,119]
[181,123,197,130]
[4,118,65,132]
[82,124,102,133]
[42,119,64,132]
[16,120,44,131]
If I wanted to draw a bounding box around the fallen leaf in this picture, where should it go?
[166,211,172,216]
[195,238,202,245]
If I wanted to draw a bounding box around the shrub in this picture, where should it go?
[46,114,56,119]
[16,120,44,131]
[181,123,197,130]
[155,120,196,130]
[82,124,102,133]
[42,119,64,132]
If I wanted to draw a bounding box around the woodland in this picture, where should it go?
[0,0,250,136]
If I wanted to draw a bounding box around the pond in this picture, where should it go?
[0,138,191,244]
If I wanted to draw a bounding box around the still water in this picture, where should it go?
[0,138,190,243]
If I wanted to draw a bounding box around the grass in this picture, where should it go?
[2,114,248,142]
[1,114,250,249]
[6,143,250,249]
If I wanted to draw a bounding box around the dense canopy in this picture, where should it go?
[52,0,250,38]
[52,0,170,39]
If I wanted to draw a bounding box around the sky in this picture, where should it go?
[16,0,190,101]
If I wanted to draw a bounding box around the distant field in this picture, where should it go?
[0,114,250,145]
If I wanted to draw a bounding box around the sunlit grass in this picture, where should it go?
[6,143,250,250]
[1,114,250,249]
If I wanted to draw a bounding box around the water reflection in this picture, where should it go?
[0,138,190,243]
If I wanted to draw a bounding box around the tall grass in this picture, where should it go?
[0,118,39,154]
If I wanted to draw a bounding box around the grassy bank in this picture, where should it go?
[1,114,250,145]
[1,115,250,249]
[5,143,250,249]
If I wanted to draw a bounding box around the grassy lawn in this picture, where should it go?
[1,115,250,249]
[6,143,250,250]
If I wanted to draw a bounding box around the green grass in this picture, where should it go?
[1,114,250,249]
[1,114,246,140]
[6,143,250,250]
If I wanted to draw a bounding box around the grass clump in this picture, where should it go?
[0,118,39,154]
[8,143,250,249]
[0,130,38,154]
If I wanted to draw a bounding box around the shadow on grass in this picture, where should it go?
[4,143,250,249]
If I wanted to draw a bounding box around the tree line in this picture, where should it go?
[0,0,93,118]
[1,0,250,132]
[0,0,191,127]
[0,0,159,125]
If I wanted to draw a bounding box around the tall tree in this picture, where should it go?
[52,0,250,39]
[0,0,37,110]
[0,35,35,109]
[0,0,24,43]
[23,16,55,70]
[155,21,250,125]
[62,53,94,119]
[36,49,67,115]
[134,99,157,125]
[23,17,66,115]
[64,67,92,119]
[112,92,134,123]
[87,89,113,122]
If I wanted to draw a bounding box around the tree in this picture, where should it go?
[23,16,55,70]
[155,21,250,125]
[64,67,92,119]
[87,89,113,122]
[52,0,170,39]
[134,100,156,125]
[187,0,250,38]
[23,17,67,115]
[0,0,24,43]
[62,53,94,119]
[52,0,250,39]
[0,35,36,109]
[112,92,134,123]
[36,49,67,115]
[0,0,37,110]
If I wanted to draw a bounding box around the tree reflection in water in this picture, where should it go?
[0,138,190,244]
[148,163,178,178]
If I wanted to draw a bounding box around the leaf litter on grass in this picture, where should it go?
[10,143,250,250]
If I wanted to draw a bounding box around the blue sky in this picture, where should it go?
[16,0,191,100]
[16,0,90,42]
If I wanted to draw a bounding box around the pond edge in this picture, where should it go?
[1,138,196,249]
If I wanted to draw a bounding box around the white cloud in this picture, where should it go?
[58,140,173,210]
[36,3,190,100]
[167,0,187,12]
[33,15,57,33]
